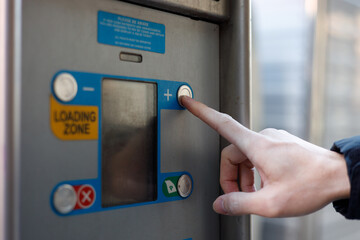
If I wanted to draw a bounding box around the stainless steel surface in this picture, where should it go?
[101,79,157,207]
[219,0,252,239]
[6,0,22,239]
[123,0,229,22]
[177,85,193,107]
[53,184,77,214]
[0,0,7,239]
[53,73,78,102]
[177,174,192,198]
[9,0,221,239]
[5,0,253,238]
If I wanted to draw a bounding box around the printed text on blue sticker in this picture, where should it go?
[98,11,165,54]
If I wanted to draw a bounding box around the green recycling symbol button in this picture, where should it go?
[162,176,180,197]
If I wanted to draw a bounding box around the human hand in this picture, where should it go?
[181,96,350,217]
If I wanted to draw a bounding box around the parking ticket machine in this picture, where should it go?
[1,0,251,239]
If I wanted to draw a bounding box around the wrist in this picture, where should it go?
[326,151,350,201]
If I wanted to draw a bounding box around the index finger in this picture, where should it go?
[181,96,259,155]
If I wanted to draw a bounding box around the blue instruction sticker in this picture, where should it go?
[98,11,165,54]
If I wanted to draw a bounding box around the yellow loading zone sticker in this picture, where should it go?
[50,96,98,140]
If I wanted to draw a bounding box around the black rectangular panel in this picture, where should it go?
[101,79,157,207]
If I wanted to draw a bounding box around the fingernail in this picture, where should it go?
[213,197,228,215]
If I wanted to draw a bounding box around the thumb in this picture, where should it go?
[213,191,270,216]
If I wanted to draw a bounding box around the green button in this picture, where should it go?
[162,176,180,197]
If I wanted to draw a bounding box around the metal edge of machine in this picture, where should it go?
[122,0,230,22]
[219,0,252,239]
[0,0,6,238]
[3,0,23,239]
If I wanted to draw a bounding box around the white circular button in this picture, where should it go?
[53,73,78,102]
[177,85,193,107]
[177,174,192,198]
[53,184,77,214]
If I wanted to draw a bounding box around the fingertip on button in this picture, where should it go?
[179,95,188,107]
[177,85,193,107]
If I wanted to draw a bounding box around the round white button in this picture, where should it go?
[53,184,77,214]
[177,85,193,107]
[177,174,192,198]
[53,73,78,102]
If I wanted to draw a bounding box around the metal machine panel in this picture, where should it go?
[3,0,253,239]
[123,0,230,22]
[220,0,252,239]
[11,0,220,239]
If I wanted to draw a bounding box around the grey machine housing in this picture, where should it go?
[2,0,251,239]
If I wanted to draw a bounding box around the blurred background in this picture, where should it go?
[251,0,360,239]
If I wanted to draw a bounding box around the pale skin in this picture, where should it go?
[180,96,351,218]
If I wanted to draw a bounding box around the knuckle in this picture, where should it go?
[220,113,234,121]
[259,128,277,136]
[278,129,289,135]
[220,113,234,124]
[221,145,232,159]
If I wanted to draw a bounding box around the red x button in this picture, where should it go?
[74,184,96,209]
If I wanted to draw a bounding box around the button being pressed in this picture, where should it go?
[177,85,193,107]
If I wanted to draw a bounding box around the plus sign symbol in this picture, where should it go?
[164,89,172,101]
[75,184,96,209]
